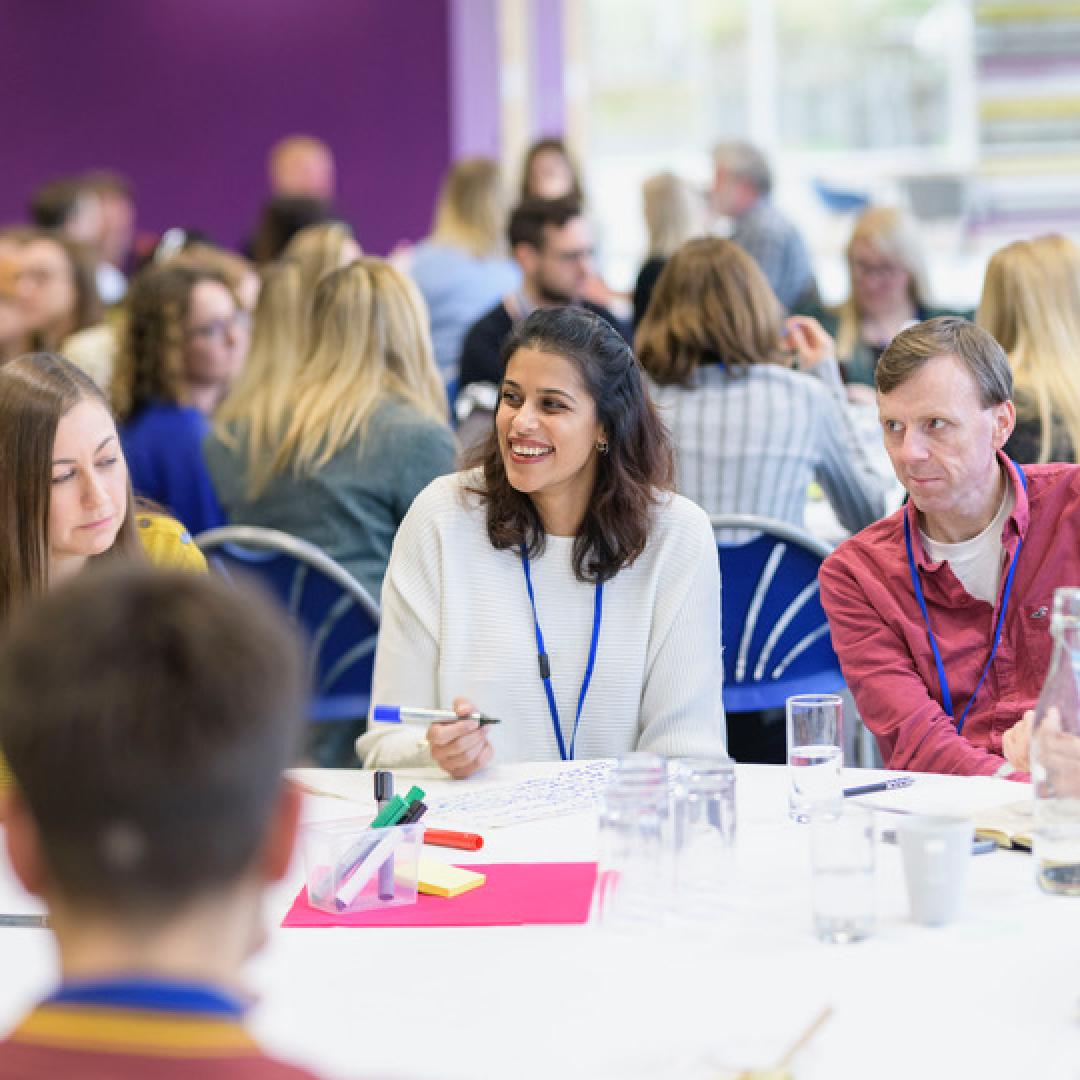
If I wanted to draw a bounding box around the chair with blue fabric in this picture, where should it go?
[712,514,874,765]
[194,525,379,765]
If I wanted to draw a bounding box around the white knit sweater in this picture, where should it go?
[356,471,726,767]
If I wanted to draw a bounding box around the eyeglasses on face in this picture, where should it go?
[185,311,247,341]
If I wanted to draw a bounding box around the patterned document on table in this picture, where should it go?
[427,760,615,828]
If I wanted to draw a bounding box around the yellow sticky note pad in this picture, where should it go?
[416,859,486,898]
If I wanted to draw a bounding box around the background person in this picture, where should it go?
[637,237,885,536]
[204,258,455,601]
[977,233,1080,465]
[268,134,336,200]
[711,140,818,312]
[0,566,321,1078]
[632,171,708,331]
[406,157,521,379]
[457,196,626,403]
[357,307,725,775]
[284,220,362,301]
[808,206,946,398]
[112,262,246,534]
[210,259,310,504]
[519,136,583,202]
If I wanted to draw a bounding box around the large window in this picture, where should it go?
[575,0,976,299]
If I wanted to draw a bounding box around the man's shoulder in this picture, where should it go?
[464,300,511,340]
[581,300,630,342]
[822,507,906,580]
[0,1013,323,1079]
[1023,460,1080,491]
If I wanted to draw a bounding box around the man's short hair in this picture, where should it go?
[712,141,772,197]
[0,566,307,918]
[876,315,1013,407]
[507,196,583,251]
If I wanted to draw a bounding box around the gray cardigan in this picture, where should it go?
[203,397,457,600]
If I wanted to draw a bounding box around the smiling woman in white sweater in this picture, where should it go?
[356,306,725,776]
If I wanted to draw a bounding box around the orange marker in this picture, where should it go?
[423,828,484,851]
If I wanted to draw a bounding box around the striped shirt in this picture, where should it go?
[650,359,885,539]
[0,977,320,1079]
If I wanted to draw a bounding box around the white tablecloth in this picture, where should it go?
[1,763,1078,1079]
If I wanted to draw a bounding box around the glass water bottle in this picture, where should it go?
[1031,587,1080,895]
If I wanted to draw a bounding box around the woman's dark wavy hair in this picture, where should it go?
[466,307,674,584]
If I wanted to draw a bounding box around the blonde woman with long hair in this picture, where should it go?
[284,220,361,302]
[809,207,945,399]
[406,157,520,377]
[977,234,1080,464]
[204,258,456,598]
[633,172,707,329]
[211,259,309,498]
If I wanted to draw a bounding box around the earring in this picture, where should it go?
[596,437,609,454]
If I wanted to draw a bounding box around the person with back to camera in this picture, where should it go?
[112,262,246,535]
[637,237,885,537]
[976,233,1080,466]
[204,258,456,602]
[632,171,707,331]
[0,565,325,1078]
[284,220,362,300]
[357,306,725,776]
[711,140,818,313]
[819,316,1080,779]
[406,156,521,379]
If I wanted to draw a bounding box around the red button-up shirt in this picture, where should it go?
[819,454,1080,776]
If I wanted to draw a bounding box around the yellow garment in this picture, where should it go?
[135,513,207,572]
[0,515,206,794]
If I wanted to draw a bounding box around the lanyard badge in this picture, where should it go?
[904,466,1026,735]
[520,543,603,761]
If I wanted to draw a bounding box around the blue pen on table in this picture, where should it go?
[843,777,915,798]
[373,705,501,726]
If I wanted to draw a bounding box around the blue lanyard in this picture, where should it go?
[903,467,1025,735]
[519,543,603,761]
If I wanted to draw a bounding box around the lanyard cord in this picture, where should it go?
[519,543,603,761]
[904,467,1026,735]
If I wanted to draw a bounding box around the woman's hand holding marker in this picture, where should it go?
[427,697,494,779]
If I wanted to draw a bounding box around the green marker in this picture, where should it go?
[369,785,426,828]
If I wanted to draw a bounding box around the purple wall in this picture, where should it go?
[0,0,453,254]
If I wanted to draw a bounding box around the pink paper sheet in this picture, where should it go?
[282,862,597,928]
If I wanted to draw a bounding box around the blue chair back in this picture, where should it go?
[194,526,379,726]
[712,514,844,713]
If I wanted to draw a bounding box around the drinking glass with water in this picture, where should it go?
[786,694,844,823]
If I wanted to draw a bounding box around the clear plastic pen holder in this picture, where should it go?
[303,819,424,915]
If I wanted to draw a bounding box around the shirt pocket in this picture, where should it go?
[1017,599,1054,695]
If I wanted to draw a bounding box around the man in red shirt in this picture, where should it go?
[820,316,1080,777]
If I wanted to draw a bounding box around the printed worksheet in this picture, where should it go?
[427,760,615,827]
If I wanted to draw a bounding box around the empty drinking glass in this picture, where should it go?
[810,804,875,943]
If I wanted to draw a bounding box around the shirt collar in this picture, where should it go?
[46,975,247,1017]
[904,451,1028,570]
